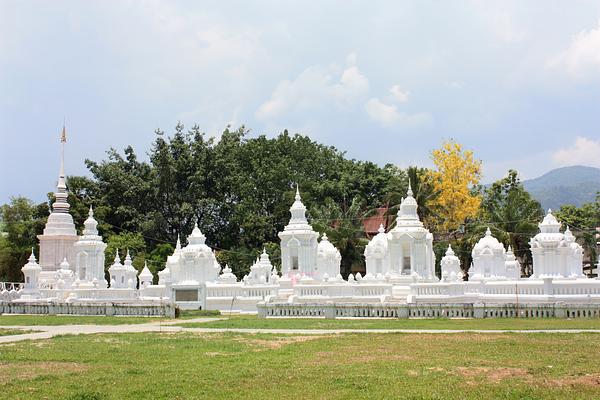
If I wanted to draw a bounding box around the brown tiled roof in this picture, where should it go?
[362,207,389,236]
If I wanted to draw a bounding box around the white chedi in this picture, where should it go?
[138,262,154,288]
[529,210,585,278]
[504,246,521,279]
[21,248,42,296]
[166,223,220,285]
[364,181,437,281]
[218,264,237,283]
[108,249,127,288]
[246,249,274,284]
[37,134,78,273]
[73,206,108,288]
[315,233,341,280]
[55,257,75,290]
[440,245,462,282]
[364,224,390,275]
[278,186,319,277]
[469,228,507,280]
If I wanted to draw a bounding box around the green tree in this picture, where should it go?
[556,197,600,274]
[312,196,369,277]
[0,197,49,281]
[467,170,544,275]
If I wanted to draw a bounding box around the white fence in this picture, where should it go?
[257,302,600,319]
[0,301,176,317]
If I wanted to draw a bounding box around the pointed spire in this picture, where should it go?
[28,247,36,262]
[548,208,552,215]
[446,244,455,256]
[378,224,385,234]
[51,124,71,214]
[321,232,328,241]
[485,227,492,236]
[176,234,181,250]
[407,178,413,197]
[88,205,94,217]
[295,183,301,201]
[114,248,121,263]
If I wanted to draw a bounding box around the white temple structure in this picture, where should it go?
[37,127,78,283]
[73,207,107,288]
[278,186,320,277]
[6,129,600,317]
[468,228,508,280]
[529,210,585,278]
[440,245,462,282]
[364,182,437,282]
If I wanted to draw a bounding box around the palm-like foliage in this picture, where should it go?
[378,166,438,229]
[311,196,369,277]
[468,170,544,274]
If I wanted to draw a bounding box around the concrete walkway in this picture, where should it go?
[1,318,600,344]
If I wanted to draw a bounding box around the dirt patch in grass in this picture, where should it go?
[310,348,414,365]
[455,367,530,383]
[0,361,88,383]
[544,374,600,388]
[235,335,329,350]
[205,351,237,357]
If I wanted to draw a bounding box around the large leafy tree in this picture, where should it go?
[69,125,402,277]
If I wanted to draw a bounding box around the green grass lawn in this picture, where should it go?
[1,331,600,399]
[179,314,600,330]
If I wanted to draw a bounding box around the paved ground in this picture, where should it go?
[2,318,600,343]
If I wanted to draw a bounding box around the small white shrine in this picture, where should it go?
[468,228,507,280]
[529,210,585,278]
[440,245,463,282]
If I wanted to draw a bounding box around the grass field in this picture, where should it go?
[1,331,600,399]
[179,314,600,330]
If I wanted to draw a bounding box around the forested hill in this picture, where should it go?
[522,166,600,210]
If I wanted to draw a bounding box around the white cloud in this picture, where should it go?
[552,136,600,167]
[255,56,369,120]
[365,98,431,128]
[548,20,600,78]
[389,85,410,103]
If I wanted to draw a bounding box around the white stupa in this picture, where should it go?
[278,186,319,277]
[469,228,507,280]
[315,233,341,280]
[529,210,585,278]
[440,245,462,282]
[166,223,220,285]
[73,206,108,288]
[37,126,78,274]
[366,181,437,282]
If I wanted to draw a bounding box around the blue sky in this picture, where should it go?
[1,1,600,204]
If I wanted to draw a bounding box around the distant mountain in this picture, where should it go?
[522,166,600,210]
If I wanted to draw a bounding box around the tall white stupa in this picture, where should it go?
[37,126,78,279]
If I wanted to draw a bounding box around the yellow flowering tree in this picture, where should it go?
[428,140,482,233]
